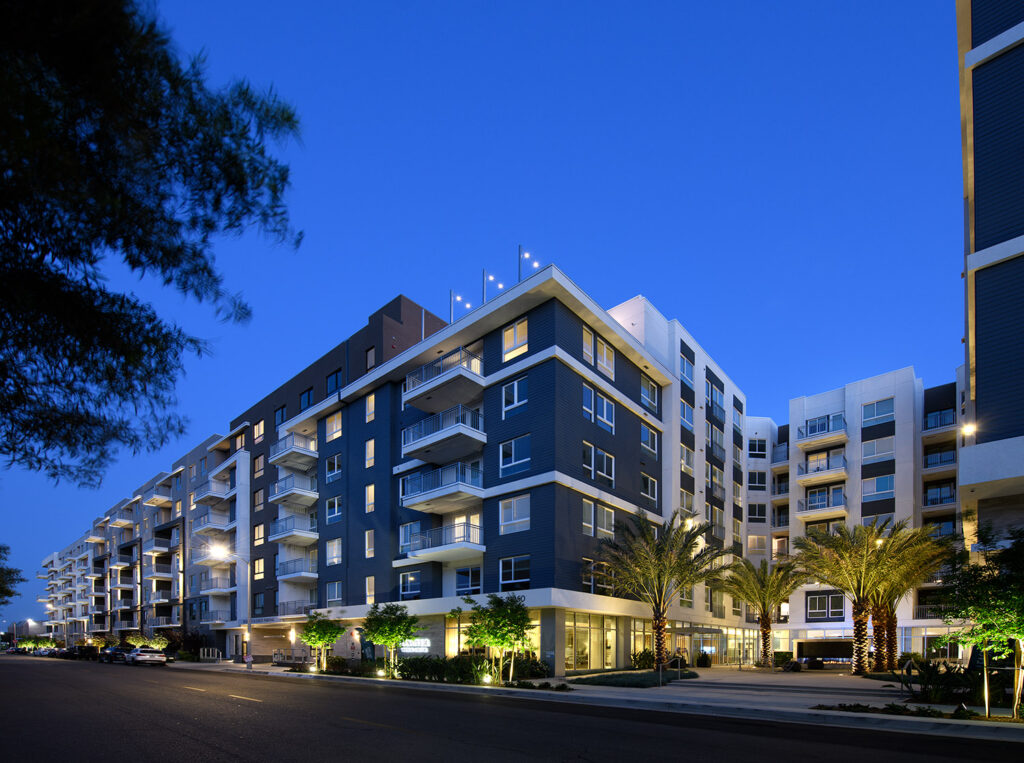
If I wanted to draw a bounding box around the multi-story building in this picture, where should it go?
[956,0,1024,546]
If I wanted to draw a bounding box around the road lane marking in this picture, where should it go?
[228,694,262,702]
[183,686,207,692]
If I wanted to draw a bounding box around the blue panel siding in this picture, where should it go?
[482,299,556,373]
[485,359,558,487]
[482,483,558,592]
[971,0,1024,48]
[973,44,1024,250]
[975,256,1024,442]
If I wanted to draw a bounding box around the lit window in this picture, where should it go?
[365,576,375,604]
[366,393,375,423]
[747,535,767,553]
[502,318,529,362]
[582,499,594,536]
[253,489,263,512]
[326,412,342,442]
[365,439,375,469]
[253,454,264,479]
[499,555,530,591]
[499,495,530,534]
[364,530,374,559]
[582,326,594,364]
[641,424,659,456]
[399,522,420,554]
[499,435,531,477]
[596,505,614,540]
[640,375,658,411]
[253,558,265,581]
[174,500,182,518]
[234,432,245,451]
[400,571,421,600]
[596,338,614,379]
[681,444,694,475]
[641,473,658,503]
[365,483,375,513]
[253,420,264,444]
[502,377,528,418]
[681,401,694,431]
[327,539,342,566]
[254,524,264,547]
[326,497,342,524]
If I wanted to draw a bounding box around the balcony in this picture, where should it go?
[192,510,234,536]
[269,433,318,471]
[85,529,105,543]
[193,546,234,567]
[401,462,484,514]
[401,405,486,463]
[85,567,104,579]
[707,442,726,464]
[403,347,485,413]
[110,577,135,590]
[200,610,230,624]
[398,523,485,565]
[199,577,235,594]
[796,455,847,487]
[109,554,135,569]
[278,600,317,618]
[771,443,789,465]
[144,562,175,580]
[146,588,175,605]
[707,483,725,502]
[796,413,847,450]
[797,493,848,520]
[87,620,107,633]
[150,616,181,628]
[194,479,230,505]
[268,515,319,547]
[142,537,171,555]
[112,599,134,611]
[921,492,957,516]
[913,605,942,620]
[276,557,318,582]
[143,484,172,507]
[921,409,957,444]
[109,509,133,528]
[114,617,138,631]
[771,483,790,505]
[706,400,726,424]
[922,451,957,478]
[269,474,319,509]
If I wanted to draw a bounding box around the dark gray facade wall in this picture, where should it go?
[973,43,1024,250]
[975,256,1024,442]
[971,0,1024,48]
[923,382,956,413]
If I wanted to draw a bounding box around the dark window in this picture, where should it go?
[806,590,844,621]
[455,566,481,596]
[326,369,343,394]
[253,592,264,617]
[274,406,287,427]
[299,388,313,411]
[366,346,376,370]
[500,555,530,591]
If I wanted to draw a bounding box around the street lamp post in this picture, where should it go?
[208,543,252,669]
[517,245,540,282]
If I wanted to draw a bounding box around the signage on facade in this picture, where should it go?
[399,638,430,654]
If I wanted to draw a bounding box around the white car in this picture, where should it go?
[125,648,167,666]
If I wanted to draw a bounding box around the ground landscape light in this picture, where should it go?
[483,674,492,684]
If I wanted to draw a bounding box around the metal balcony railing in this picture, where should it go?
[201,610,230,622]
[278,600,316,616]
[772,483,790,496]
[270,474,318,498]
[402,405,484,447]
[797,494,847,512]
[404,347,483,392]
[798,455,847,476]
[771,443,789,463]
[410,523,483,553]
[924,489,957,507]
[199,577,232,592]
[924,451,956,469]
[142,538,170,554]
[707,442,726,463]
[923,410,955,431]
[914,605,941,619]
[269,515,318,536]
[772,514,790,528]
[147,563,174,576]
[797,413,846,440]
[707,483,725,502]
[150,616,180,627]
[270,433,318,458]
[401,462,483,498]
[192,511,232,531]
[194,479,229,501]
[277,558,317,576]
[706,400,726,422]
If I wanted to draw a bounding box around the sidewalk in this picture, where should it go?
[167,661,1024,743]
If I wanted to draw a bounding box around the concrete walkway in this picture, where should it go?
[166,662,1024,743]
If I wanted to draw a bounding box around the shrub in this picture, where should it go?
[349,658,387,677]
[325,656,349,675]
[695,652,712,669]
[175,650,198,662]
[806,658,825,670]
[897,652,924,668]
[508,655,550,678]
[773,651,793,667]
[631,649,655,670]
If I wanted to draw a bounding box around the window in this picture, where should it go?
[399,521,420,554]
[299,388,314,411]
[502,318,528,361]
[862,436,894,463]
[365,483,375,513]
[680,489,694,515]
[325,454,342,483]
[400,571,421,600]
[253,488,264,512]
[582,384,594,421]
[806,591,844,621]
[253,419,264,444]
[326,369,342,395]
[503,377,528,418]
[365,576,375,604]
[862,397,895,426]
[596,338,614,379]
[365,393,375,423]
[681,445,694,475]
[705,587,713,612]
[254,524,264,547]
[253,454,264,479]
[365,438,375,468]
[733,408,744,433]
[326,581,343,606]
[364,530,374,558]
[582,499,595,536]
[807,485,845,509]
[863,474,895,501]
[174,499,182,518]
[595,392,615,433]
[499,435,531,477]
[326,412,342,442]
[500,555,530,591]
[640,375,658,411]
[326,539,342,566]
[747,471,767,491]
[583,326,594,364]
[253,558,265,581]
[748,503,767,523]
[596,504,614,540]
[733,517,742,548]
[253,592,264,617]
[174,474,182,491]
[234,432,245,451]
[681,401,694,431]
[365,346,376,370]
[189,464,196,480]
[681,587,693,607]
[455,566,481,596]
[641,473,658,502]
[748,439,767,459]
[499,494,530,534]
[641,424,658,456]
[583,442,615,488]
[747,535,767,553]
[680,356,694,388]
[326,497,342,524]
[275,406,287,427]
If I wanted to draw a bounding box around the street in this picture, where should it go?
[0,657,1017,762]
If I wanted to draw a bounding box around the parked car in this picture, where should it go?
[68,645,99,660]
[98,647,131,664]
[125,648,167,666]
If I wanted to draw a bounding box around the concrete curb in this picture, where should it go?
[166,663,1024,743]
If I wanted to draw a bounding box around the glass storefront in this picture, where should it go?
[565,612,616,670]
[444,609,541,658]
[631,618,758,665]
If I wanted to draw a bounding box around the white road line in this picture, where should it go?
[228,694,262,702]
[183,686,207,692]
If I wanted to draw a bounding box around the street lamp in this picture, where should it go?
[517,245,540,282]
[449,290,472,321]
[207,543,253,670]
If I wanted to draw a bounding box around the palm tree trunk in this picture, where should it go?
[871,604,886,671]
[884,606,899,672]
[758,614,773,667]
[652,608,668,667]
[1013,639,1022,720]
[851,603,870,675]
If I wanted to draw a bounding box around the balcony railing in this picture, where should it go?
[269,515,318,536]
[278,600,316,617]
[402,405,484,447]
[270,433,318,459]
[772,514,790,529]
[712,604,726,619]
[199,577,232,592]
[201,610,230,622]
[277,558,317,577]
[142,538,170,554]
[707,483,725,502]
[114,616,138,629]
[924,451,956,469]
[797,494,847,512]
[772,483,790,496]
[923,410,955,431]
[771,444,789,463]
[150,616,180,627]
[194,479,229,501]
[797,413,845,440]
[401,462,483,498]
[146,563,174,576]
[798,456,847,476]
[914,605,941,619]
[707,442,726,463]
[924,489,957,507]
[404,347,483,393]
[705,400,726,422]
[270,474,318,499]
[410,523,483,553]
[192,511,232,532]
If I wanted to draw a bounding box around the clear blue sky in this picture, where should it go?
[1,1,963,623]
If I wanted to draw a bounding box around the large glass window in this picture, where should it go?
[748,439,767,458]
[862,436,894,463]
[253,558,265,581]
[641,473,658,503]
[299,388,314,411]
[499,495,530,534]
[582,383,594,421]
[326,369,342,395]
[862,475,895,501]
[582,499,594,535]
[747,471,766,491]
[400,571,420,600]
[326,412,342,442]
[326,581,342,606]
[500,555,530,591]
[596,338,614,379]
[365,483,375,513]
[640,375,658,412]
[499,435,531,476]
[565,612,617,671]
[502,377,528,418]
[275,406,287,427]
[596,505,614,540]
[365,393,375,423]
[364,529,374,558]
[365,438,375,468]
[456,566,481,596]
[595,393,615,433]
[399,521,420,554]
[253,419,264,444]
[325,455,342,483]
[365,576,375,604]
[681,444,694,475]
[680,356,694,388]
[806,591,844,621]
[502,318,529,362]
[641,424,659,456]
[681,401,694,431]
[582,326,594,364]
[862,397,895,426]
[326,497,342,524]
[326,539,342,566]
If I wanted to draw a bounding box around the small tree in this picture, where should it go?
[361,603,422,677]
[446,606,465,655]
[461,593,535,683]
[148,633,169,651]
[299,613,344,672]
[125,631,149,648]
[720,558,806,667]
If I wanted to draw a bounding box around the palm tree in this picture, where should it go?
[595,509,729,667]
[721,558,807,667]
[794,521,893,675]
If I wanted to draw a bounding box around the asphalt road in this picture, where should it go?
[0,656,1017,762]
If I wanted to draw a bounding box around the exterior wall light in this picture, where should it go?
[961,423,977,436]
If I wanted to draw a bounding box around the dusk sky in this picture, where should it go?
[2,1,963,623]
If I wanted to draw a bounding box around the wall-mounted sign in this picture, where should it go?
[399,638,430,654]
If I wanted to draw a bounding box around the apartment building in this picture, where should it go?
[956,0,1024,545]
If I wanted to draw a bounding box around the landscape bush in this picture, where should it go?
[773,651,793,667]
[695,652,712,669]
[631,649,655,670]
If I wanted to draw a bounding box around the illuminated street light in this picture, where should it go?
[200,542,252,669]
